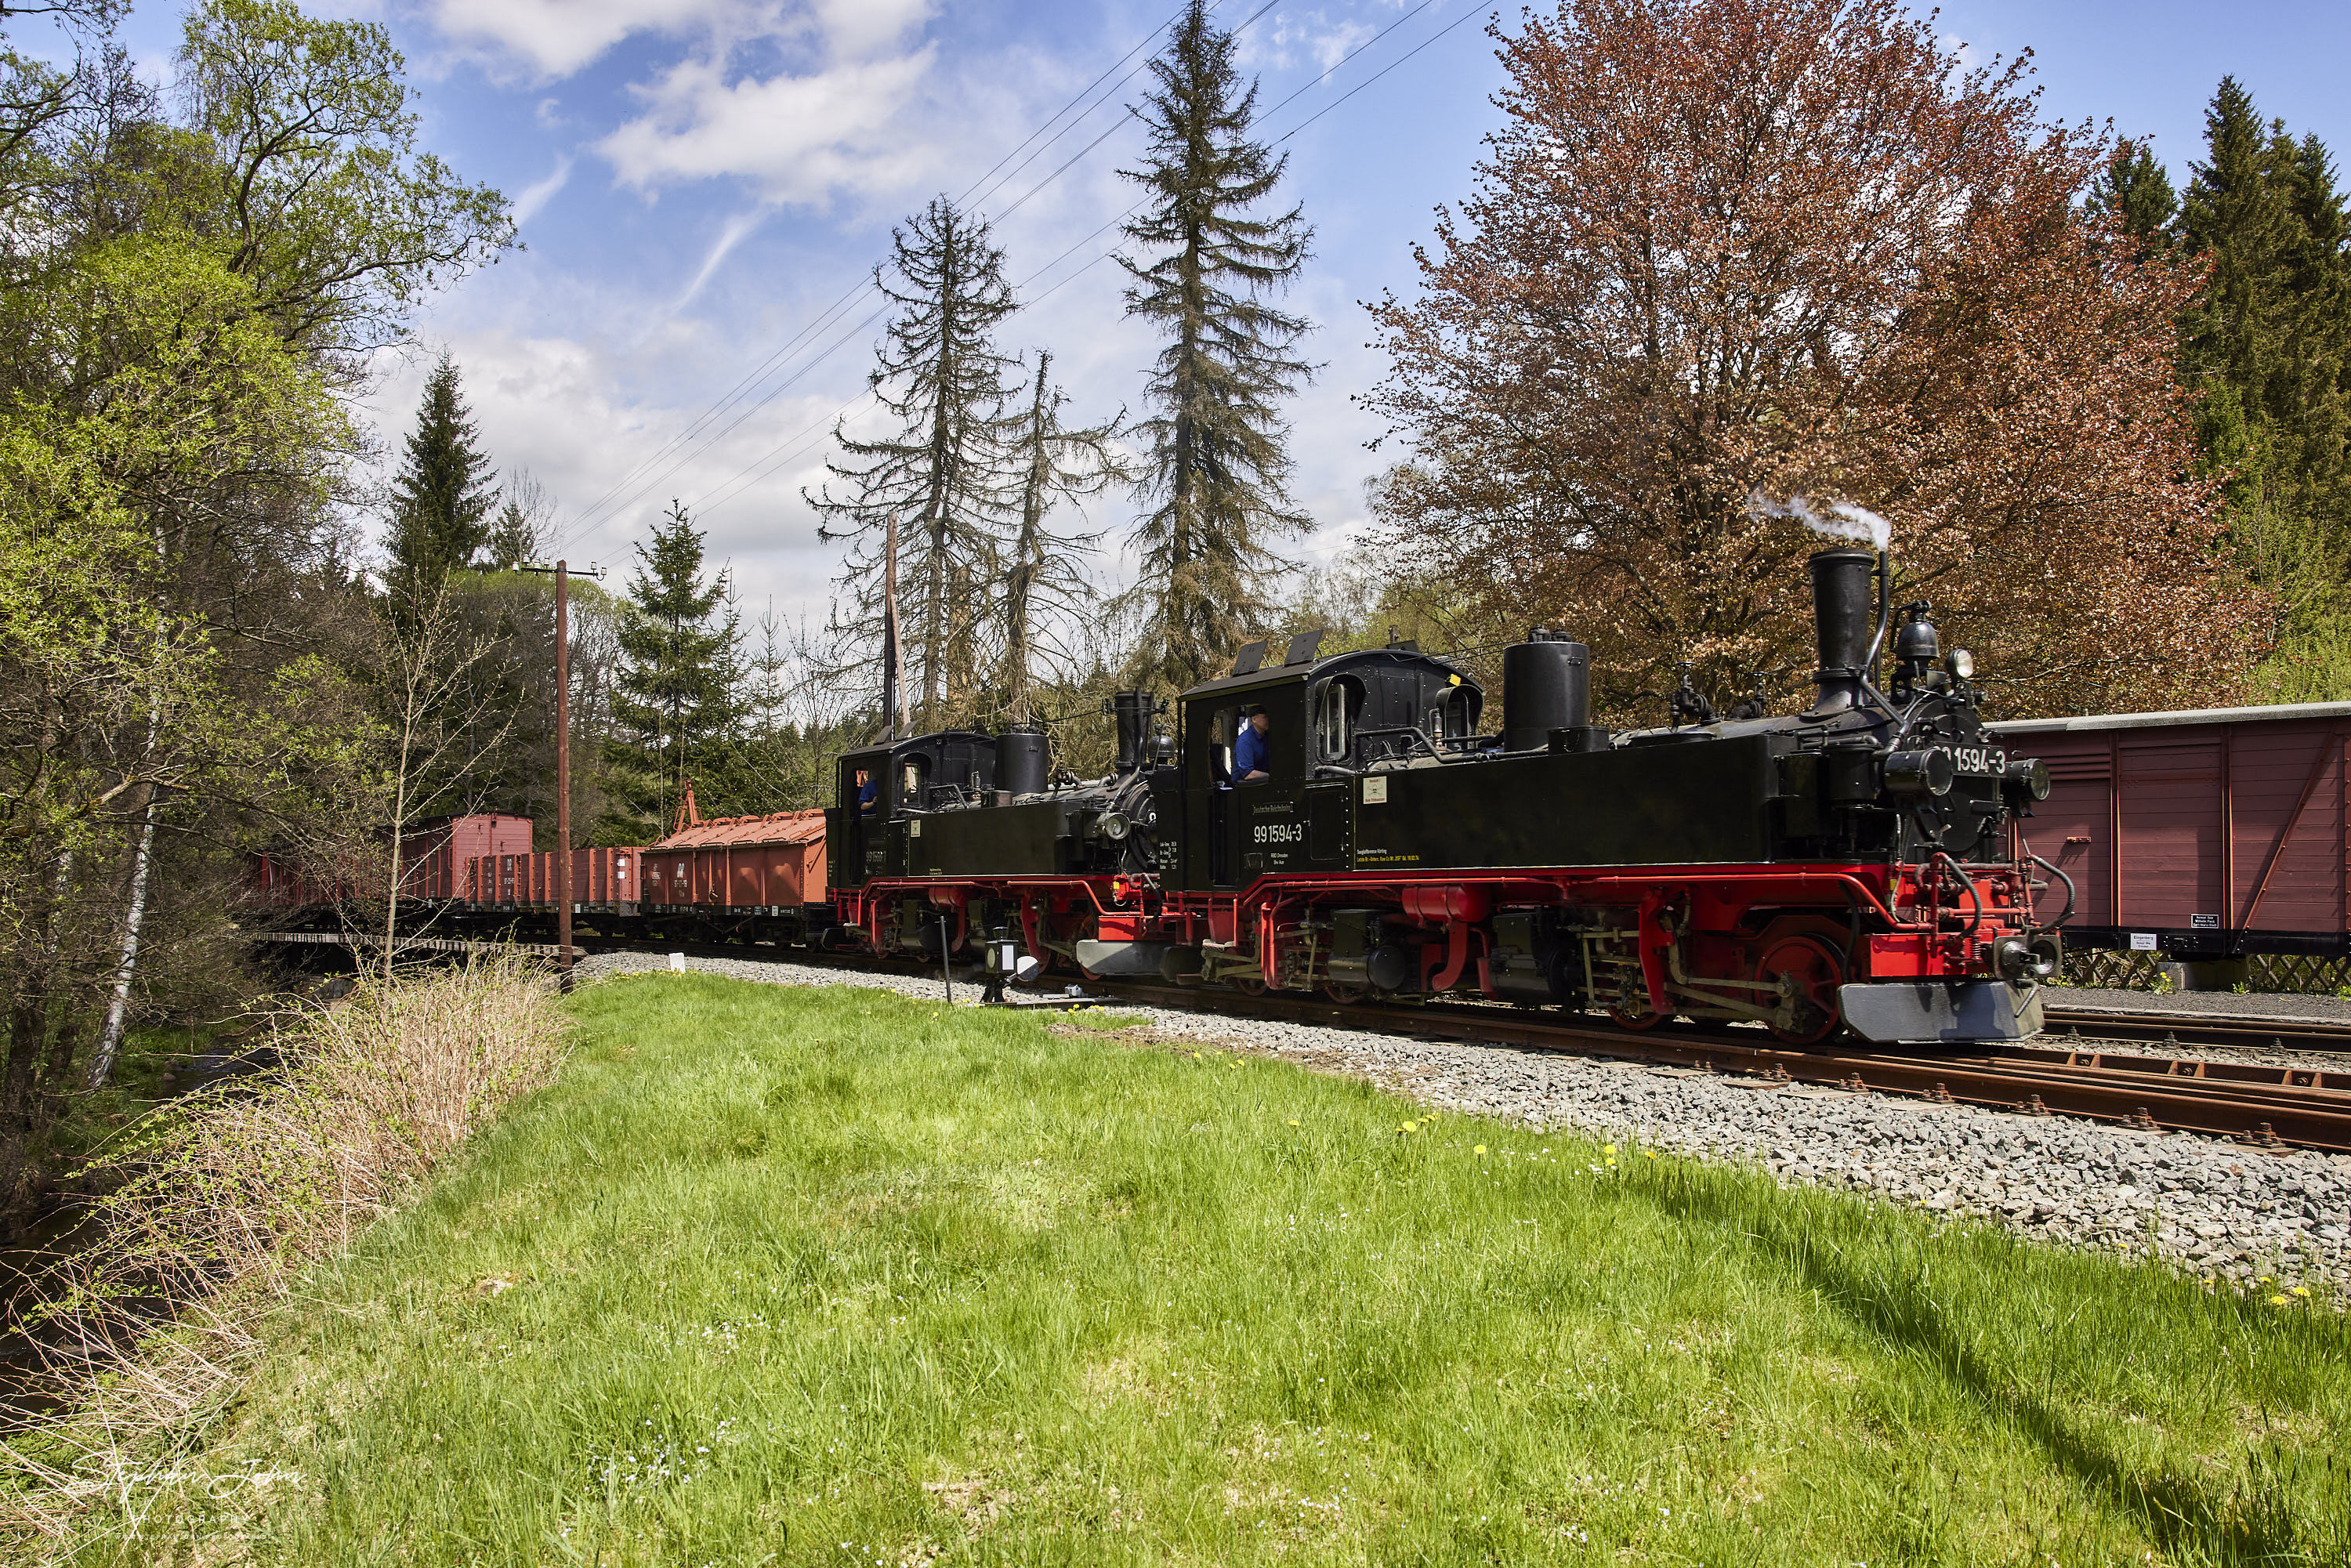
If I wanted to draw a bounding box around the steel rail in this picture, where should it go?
[1082,983,2351,1153]
[2043,1005,2351,1052]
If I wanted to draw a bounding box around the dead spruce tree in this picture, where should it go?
[1118,0,1313,693]
[1000,352,1125,726]
[809,197,1019,735]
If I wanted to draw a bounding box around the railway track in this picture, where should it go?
[256,929,2351,1154]
[2041,1003,2351,1053]
[1081,983,2351,1155]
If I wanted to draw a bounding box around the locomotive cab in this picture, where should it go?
[1172,644,1484,890]
[825,730,998,889]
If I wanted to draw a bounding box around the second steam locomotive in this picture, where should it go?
[824,549,2063,1045]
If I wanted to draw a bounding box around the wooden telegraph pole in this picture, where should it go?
[523,559,602,989]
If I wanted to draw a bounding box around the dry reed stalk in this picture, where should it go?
[0,954,569,1552]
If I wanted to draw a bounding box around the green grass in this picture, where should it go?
[114,974,2351,1564]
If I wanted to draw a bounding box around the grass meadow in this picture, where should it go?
[92,972,2351,1564]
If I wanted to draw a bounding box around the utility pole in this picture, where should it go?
[523,559,603,989]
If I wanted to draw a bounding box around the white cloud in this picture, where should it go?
[672,207,767,312]
[421,0,741,80]
[511,154,574,224]
[599,46,938,204]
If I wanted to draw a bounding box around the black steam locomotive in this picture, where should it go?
[824,549,2062,1045]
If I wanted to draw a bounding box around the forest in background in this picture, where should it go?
[11,0,2351,1223]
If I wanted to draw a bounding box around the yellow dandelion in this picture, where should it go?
[1400,1121,1417,1134]
[2291,1285,2312,1298]
[1288,1118,1300,1127]
[1603,1143,1616,1156]
[2269,1294,2290,1306]
[1475,1144,1487,1155]
[1644,1150,1657,1160]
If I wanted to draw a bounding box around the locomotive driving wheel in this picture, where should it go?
[1323,978,1368,1005]
[1755,933,1845,1045]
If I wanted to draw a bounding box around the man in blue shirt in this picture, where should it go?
[1233,707,1271,782]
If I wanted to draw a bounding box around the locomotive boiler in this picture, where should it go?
[824,549,2062,1045]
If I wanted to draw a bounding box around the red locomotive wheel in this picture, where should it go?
[1232,975,1269,997]
[1755,934,1844,1045]
[1323,979,1368,1005]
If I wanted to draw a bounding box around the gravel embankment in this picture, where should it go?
[580,951,2351,1295]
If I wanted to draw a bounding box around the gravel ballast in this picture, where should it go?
[578,951,2351,1295]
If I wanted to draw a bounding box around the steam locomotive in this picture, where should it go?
[824,549,2063,1045]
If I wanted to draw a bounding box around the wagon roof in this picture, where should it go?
[653,808,828,850]
[1988,700,2351,735]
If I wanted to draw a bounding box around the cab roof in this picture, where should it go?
[1178,646,1480,704]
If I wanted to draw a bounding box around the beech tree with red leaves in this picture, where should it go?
[1362,0,2264,720]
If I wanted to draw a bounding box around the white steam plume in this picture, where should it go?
[1747,490,1892,551]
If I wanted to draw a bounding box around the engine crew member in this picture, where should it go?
[1234,707,1271,783]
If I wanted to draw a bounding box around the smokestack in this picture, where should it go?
[1112,691,1148,773]
[1807,549,1875,714]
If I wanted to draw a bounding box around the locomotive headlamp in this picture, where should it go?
[1097,811,1131,841]
[1945,649,1974,680]
[1882,748,1955,798]
[2001,756,2052,804]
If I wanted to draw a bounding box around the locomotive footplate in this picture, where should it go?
[1838,980,2045,1045]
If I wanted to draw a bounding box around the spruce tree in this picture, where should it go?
[1002,352,1124,724]
[603,500,741,838]
[386,353,498,583]
[807,197,1019,734]
[2088,139,2178,248]
[2177,78,2351,685]
[1118,0,1313,693]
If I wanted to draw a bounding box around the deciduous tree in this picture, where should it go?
[1363,0,2259,720]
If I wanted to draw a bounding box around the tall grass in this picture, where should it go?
[67,973,2348,1566]
[0,956,568,1546]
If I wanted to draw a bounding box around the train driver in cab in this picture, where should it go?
[856,767,878,816]
[1234,706,1272,783]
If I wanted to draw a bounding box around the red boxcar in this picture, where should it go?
[406,814,532,901]
[643,809,828,911]
[1989,701,2351,960]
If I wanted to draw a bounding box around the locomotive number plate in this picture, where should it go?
[1252,822,1305,846]
[1940,744,2007,777]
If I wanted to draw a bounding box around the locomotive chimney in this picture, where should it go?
[1112,690,1148,773]
[1502,630,1591,751]
[1806,549,1875,714]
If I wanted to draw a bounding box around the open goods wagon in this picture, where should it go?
[1988,701,2351,973]
[468,846,643,911]
[641,809,828,935]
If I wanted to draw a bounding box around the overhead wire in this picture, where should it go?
[588,0,1485,546]
[543,0,1221,561]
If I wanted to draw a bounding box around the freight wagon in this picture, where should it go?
[1989,701,2351,983]
[639,809,828,941]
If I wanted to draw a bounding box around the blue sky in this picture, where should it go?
[85,0,2351,624]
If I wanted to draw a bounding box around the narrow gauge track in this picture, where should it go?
[2041,1004,2351,1053]
[256,930,2351,1154]
[1079,983,2351,1155]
